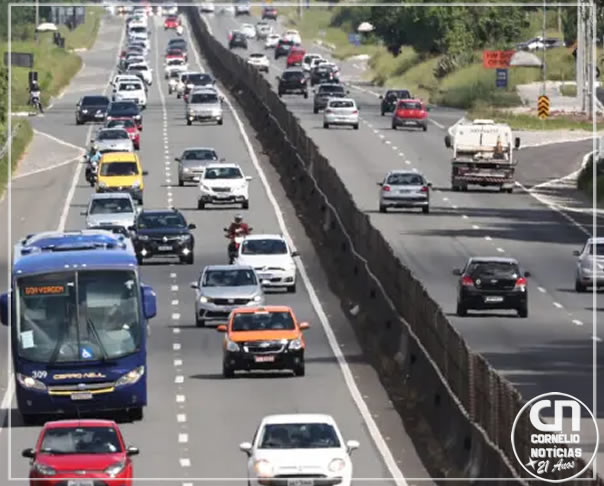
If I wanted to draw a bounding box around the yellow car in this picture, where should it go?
[96,152,146,204]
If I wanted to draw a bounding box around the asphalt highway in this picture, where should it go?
[0,12,433,484]
[203,11,603,418]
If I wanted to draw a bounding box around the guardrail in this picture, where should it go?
[184,7,602,483]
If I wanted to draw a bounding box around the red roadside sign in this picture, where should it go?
[482,50,515,69]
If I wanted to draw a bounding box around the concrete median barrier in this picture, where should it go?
[184,7,601,485]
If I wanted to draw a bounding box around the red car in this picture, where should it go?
[105,117,141,149]
[286,47,306,67]
[165,48,187,63]
[164,15,180,29]
[22,419,139,486]
[391,98,428,131]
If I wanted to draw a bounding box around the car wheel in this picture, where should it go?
[76,118,82,125]
[222,363,234,378]
[575,279,587,292]
[138,197,143,205]
[287,283,296,293]
[136,255,144,265]
[422,206,430,214]
[323,122,328,129]
[128,407,143,422]
[217,118,223,125]
[303,91,308,99]
[241,200,249,210]
[507,187,514,193]
[313,107,318,114]
[422,124,428,132]
[517,304,528,318]
[391,124,396,130]
[89,180,95,188]
[177,93,181,99]
[178,178,184,187]
[379,205,387,213]
[278,91,283,98]
[197,200,205,210]
[353,123,359,130]
[187,119,192,126]
[452,185,459,192]
[195,315,205,328]
[456,302,467,317]
[381,111,385,116]
[293,362,305,377]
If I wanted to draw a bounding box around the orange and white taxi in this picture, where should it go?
[217,306,309,378]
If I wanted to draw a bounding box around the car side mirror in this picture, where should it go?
[128,225,136,231]
[81,210,87,216]
[452,269,462,276]
[141,284,157,319]
[245,176,252,181]
[524,271,531,278]
[573,250,581,256]
[444,135,452,148]
[126,446,139,456]
[426,105,431,111]
[142,170,149,176]
[299,321,310,330]
[239,442,252,455]
[427,182,433,187]
[22,448,35,459]
[379,95,383,99]
[346,440,360,453]
[514,137,521,149]
[291,250,299,257]
[377,182,383,186]
[217,324,228,332]
[175,157,180,161]
[188,223,196,229]
[190,281,199,289]
[0,292,8,326]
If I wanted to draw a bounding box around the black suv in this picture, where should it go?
[229,31,248,49]
[132,209,196,265]
[106,101,143,130]
[75,95,110,125]
[310,66,339,86]
[277,69,308,98]
[274,39,295,60]
[453,257,530,318]
[313,83,348,113]
[380,89,411,116]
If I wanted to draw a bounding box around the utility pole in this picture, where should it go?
[586,0,594,121]
[35,0,39,27]
[577,0,585,112]
[542,0,547,97]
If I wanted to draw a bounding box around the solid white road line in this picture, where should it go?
[12,154,83,180]
[189,17,408,486]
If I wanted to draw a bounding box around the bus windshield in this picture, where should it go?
[16,270,142,363]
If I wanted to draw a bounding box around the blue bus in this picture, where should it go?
[0,230,157,423]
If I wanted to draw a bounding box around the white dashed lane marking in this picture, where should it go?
[484,236,492,241]
[172,299,179,305]
[175,375,184,384]
[179,433,189,443]
[172,313,181,320]
[177,414,187,423]
[173,343,181,351]
[179,458,191,468]
[538,287,546,293]
[174,359,183,366]
[573,319,584,326]
[171,285,178,291]
[496,247,505,253]
[553,302,564,309]
[173,328,181,334]
[177,394,186,403]
[472,225,480,230]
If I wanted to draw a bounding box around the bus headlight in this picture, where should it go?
[33,462,57,476]
[105,459,126,477]
[115,366,145,387]
[17,373,47,391]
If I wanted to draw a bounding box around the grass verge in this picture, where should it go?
[0,120,33,197]
[577,154,604,208]
[61,7,103,50]
[560,84,578,97]
[468,105,600,130]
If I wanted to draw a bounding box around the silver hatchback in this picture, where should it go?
[186,89,224,125]
[378,170,431,213]
[574,237,604,292]
[190,265,265,327]
[176,147,219,186]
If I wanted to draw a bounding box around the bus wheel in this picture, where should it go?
[21,413,39,426]
[129,407,143,422]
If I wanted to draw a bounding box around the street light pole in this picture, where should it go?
[542,0,546,97]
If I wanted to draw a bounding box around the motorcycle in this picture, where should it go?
[224,226,252,264]
[29,90,43,114]
[84,155,99,187]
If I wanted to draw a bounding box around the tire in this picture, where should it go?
[287,282,296,293]
[128,407,143,422]
[195,316,205,328]
[353,123,359,130]
[323,122,328,129]
[278,91,283,98]
[187,119,192,126]
[392,124,396,130]
[456,302,467,317]
[379,205,387,213]
[76,118,83,125]
[575,279,587,292]
[381,111,385,116]
[217,118,223,125]
[517,304,528,318]
[452,185,459,192]
[222,363,234,378]
[303,91,308,99]
[178,178,184,187]
[241,200,249,209]
[197,200,205,210]
[89,180,95,188]
[313,107,318,114]
[177,93,181,99]
[138,197,143,205]
[422,124,428,132]
[507,187,514,194]
[422,206,430,214]
[136,255,144,265]
[294,362,305,377]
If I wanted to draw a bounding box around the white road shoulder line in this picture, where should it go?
[33,129,85,152]
[13,154,83,180]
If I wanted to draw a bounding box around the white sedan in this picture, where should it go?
[323,98,359,130]
[241,23,256,38]
[247,53,270,72]
[264,33,280,49]
[240,414,359,486]
[197,163,252,209]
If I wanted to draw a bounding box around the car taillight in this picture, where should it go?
[382,185,391,192]
[461,275,474,287]
[352,110,358,114]
[396,110,406,117]
[514,277,527,289]
[301,79,305,84]
[235,243,240,249]
[420,186,428,192]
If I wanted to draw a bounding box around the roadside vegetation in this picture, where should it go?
[577,153,604,207]
[0,120,33,194]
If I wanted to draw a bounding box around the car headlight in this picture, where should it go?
[253,295,262,302]
[328,458,346,473]
[105,459,126,477]
[225,338,240,352]
[183,167,191,172]
[99,181,107,188]
[200,295,212,303]
[288,338,303,350]
[134,114,141,119]
[81,109,88,113]
[115,365,145,387]
[137,235,149,241]
[200,184,211,192]
[187,83,194,89]
[16,373,47,391]
[131,180,141,188]
[254,459,274,478]
[33,462,57,476]
[177,234,191,241]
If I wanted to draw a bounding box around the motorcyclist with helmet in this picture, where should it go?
[224,215,252,263]
[29,80,43,113]
[85,144,102,186]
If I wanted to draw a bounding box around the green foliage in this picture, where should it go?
[562,1,604,45]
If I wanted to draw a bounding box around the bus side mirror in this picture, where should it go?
[0,292,8,326]
[141,285,157,319]
[444,135,452,148]
[515,137,521,149]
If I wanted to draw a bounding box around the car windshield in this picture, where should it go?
[100,162,138,176]
[319,86,344,94]
[119,82,142,91]
[202,269,257,287]
[587,243,604,255]
[82,97,109,106]
[387,90,410,100]
[283,72,304,80]
[188,74,212,85]
[250,54,264,58]
[259,423,340,449]
[98,130,129,140]
[107,119,135,129]
[89,198,134,214]
[241,239,287,255]
[232,311,294,331]
[466,262,520,279]
[399,101,422,110]
[191,92,218,104]
[16,270,141,362]
[183,149,217,160]
[167,59,184,66]
[129,65,148,72]
[137,212,187,229]
[109,103,138,115]
[40,426,123,455]
[387,173,424,185]
[329,100,354,108]
[204,167,242,179]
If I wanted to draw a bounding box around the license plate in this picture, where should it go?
[258,274,272,280]
[288,480,313,486]
[193,176,200,181]
[158,245,173,251]
[71,392,93,401]
[215,194,231,199]
[254,355,275,363]
[485,296,504,303]
[398,189,411,193]
[95,113,104,117]
[68,481,94,486]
